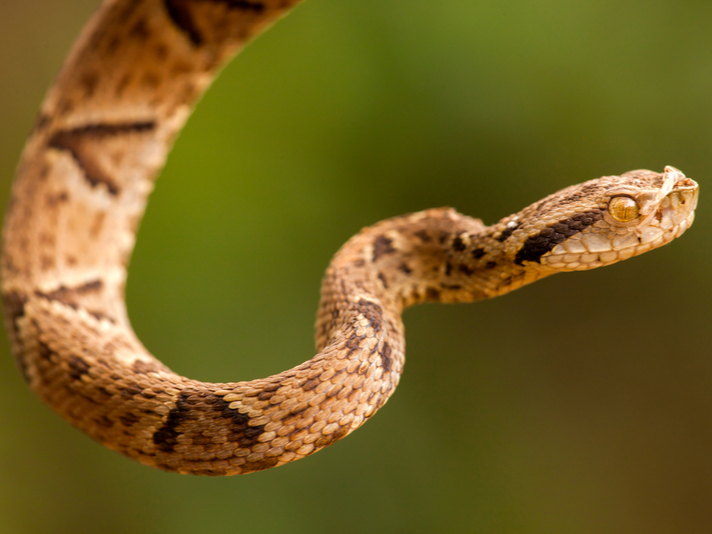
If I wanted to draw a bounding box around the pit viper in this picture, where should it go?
[1,0,699,475]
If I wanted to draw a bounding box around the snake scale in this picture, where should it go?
[1,0,699,476]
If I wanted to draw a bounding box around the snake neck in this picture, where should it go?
[315,207,549,351]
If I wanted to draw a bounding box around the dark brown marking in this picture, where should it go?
[355,299,383,334]
[377,272,388,288]
[452,236,466,251]
[471,248,486,260]
[426,287,441,300]
[34,279,103,310]
[67,355,90,380]
[48,121,156,196]
[514,209,603,265]
[398,263,412,275]
[164,0,202,45]
[372,235,395,262]
[496,222,520,242]
[380,342,392,372]
[33,113,51,133]
[37,341,54,362]
[2,290,27,327]
[164,0,265,47]
[441,284,462,290]
[414,229,431,242]
[94,416,115,428]
[153,392,192,452]
[119,412,141,427]
[445,262,453,276]
[213,397,266,449]
[129,18,151,40]
[120,383,143,397]
[459,264,475,276]
[485,261,497,269]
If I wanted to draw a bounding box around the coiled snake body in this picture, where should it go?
[1,0,699,475]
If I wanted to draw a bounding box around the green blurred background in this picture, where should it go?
[1,0,711,532]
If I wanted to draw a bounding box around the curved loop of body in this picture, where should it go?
[0,0,699,475]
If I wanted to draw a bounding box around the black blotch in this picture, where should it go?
[164,0,203,45]
[441,284,462,290]
[34,280,103,311]
[372,235,395,262]
[129,18,150,41]
[119,412,140,427]
[452,236,466,251]
[344,332,365,358]
[33,113,51,133]
[153,395,191,452]
[459,264,475,276]
[164,0,265,47]
[398,263,412,275]
[120,383,143,397]
[356,299,384,335]
[471,248,486,260]
[67,355,90,380]
[37,341,54,361]
[414,229,431,242]
[212,396,266,449]
[224,0,265,11]
[377,272,388,288]
[496,222,520,242]
[48,122,156,196]
[94,416,114,428]
[514,209,603,265]
[2,290,27,336]
[380,342,392,372]
[426,287,441,300]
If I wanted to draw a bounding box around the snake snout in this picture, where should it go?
[661,177,698,230]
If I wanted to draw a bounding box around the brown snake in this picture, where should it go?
[1,0,699,476]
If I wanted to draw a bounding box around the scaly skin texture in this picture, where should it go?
[0,0,699,475]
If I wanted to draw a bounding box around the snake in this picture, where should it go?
[1,0,699,477]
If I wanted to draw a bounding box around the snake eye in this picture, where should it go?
[608,196,640,222]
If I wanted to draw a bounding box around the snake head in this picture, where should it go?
[512,166,699,271]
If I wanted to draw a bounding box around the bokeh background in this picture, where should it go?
[1,0,711,532]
